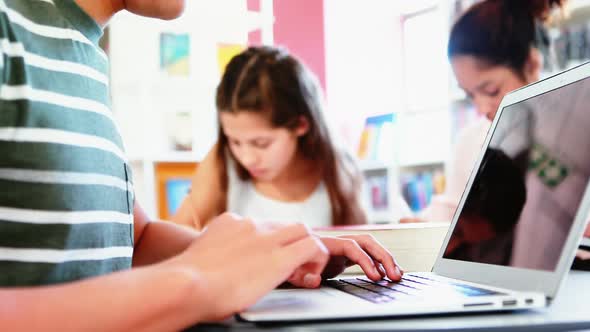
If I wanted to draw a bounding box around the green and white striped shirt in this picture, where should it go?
[0,0,134,286]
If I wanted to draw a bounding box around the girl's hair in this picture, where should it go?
[215,46,366,226]
[448,0,567,77]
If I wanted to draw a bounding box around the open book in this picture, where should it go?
[313,222,450,273]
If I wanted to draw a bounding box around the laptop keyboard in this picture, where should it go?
[325,274,504,304]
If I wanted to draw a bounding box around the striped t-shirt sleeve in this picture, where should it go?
[0,0,134,286]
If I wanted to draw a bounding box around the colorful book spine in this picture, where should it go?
[357,113,396,161]
[402,171,444,212]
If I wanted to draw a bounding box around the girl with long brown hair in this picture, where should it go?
[173,46,367,229]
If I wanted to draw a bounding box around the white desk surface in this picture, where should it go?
[188,271,590,332]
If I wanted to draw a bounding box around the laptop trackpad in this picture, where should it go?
[247,288,335,313]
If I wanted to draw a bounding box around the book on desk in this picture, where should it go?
[313,222,449,273]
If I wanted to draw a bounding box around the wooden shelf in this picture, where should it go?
[358,160,393,172]
[149,152,199,163]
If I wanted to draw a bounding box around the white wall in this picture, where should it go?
[323,0,404,149]
[109,1,258,162]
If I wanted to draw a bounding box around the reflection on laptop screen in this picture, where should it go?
[443,77,590,271]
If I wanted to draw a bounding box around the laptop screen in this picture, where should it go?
[443,76,590,271]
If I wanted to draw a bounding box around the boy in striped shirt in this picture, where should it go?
[0,1,404,329]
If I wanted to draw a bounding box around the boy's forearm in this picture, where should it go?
[133,220,199,267]
[0,265,204,331]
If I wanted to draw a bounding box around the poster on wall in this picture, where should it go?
[217,44,245,75]
[165,178,192,216]
[166,110,193,151]
[160,33,190,76]
[155,162,198,220]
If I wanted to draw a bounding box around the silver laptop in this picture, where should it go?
[240,62,590,323]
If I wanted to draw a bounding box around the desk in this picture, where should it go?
[187,271,590,332]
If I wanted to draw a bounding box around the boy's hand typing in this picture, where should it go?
[166,213,329,321]
[285,233,403,289]
[166,214,404,321]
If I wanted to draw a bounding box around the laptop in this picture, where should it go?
[239,61,590,323]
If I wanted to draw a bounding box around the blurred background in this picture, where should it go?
[102,0,590,223]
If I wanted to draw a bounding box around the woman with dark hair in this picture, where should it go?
[172,46,369,229]
[409,0,590,267]
[403,0,567,223]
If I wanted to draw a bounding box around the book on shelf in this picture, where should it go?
[313,222,450,274]
[357,113,395,162]
[401,171,445,212]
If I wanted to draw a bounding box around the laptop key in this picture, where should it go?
[402,275,437,286]
[356,278,422,296]
[344,279,411,297]
[408,274,435,282]
[325,280,395,304]
[398,280,431,290]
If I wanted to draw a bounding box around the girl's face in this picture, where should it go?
[220,111,308,182]
[451,55,534,121]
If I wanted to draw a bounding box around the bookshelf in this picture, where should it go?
[359,161,447,221]
[358,161,447,223]
[356,0,481,221]
[395,2,452,217]
[356,111,447,223]
[358,160,391,172]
